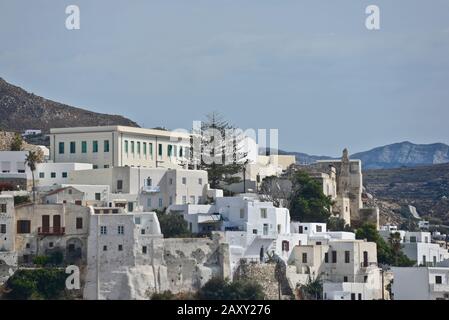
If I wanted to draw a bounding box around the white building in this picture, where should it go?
[49,126,191,169]
[392,266,449,300]
[69,166,217,211]
[84,210,163,299]
[287,238,382,300]
[36,162,93,187]
[380,230,449,266]
[23,129,42,136]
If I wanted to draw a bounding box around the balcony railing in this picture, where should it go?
[38,227,65,236]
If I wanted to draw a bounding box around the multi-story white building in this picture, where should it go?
[380,230,449,266]
[392,266,449,300]
[36,162,93,187]
[49,126,191,169]
[69,166,218,211]
[287,238,382,300]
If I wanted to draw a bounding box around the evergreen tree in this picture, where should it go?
[193,112,247,189]
[288,171,333,222]
[10,133,23,151]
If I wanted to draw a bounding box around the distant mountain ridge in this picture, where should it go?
[0,77,139,133]
[281,141,449,169]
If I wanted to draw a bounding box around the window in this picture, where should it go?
[260,208,267,219]
[316,241,322,245]
[137,141,141,154]
[58,142,64,154]
[179,147,183,157]
[316,225,322,232]
[325,252,329,263]
[143,142,147,155]
[49,242,54,248]
[93,140,98,153]
[147,198,152,208]
[345,251,350,263]
[0,203,6,213]
[240,208,245,219]
[131,141,135,153]
[358,293,362,300]
[135,217,141,225]
[158,198,163,208]
[103,245,107,251]
[17,220,31,234]
[182,196,187,204]
[423,255,427,265]
[62,172,68,178]
[302,253,307,263]
[104,165,109,168]
[343,276,348,282]
[252,229,257,234]
[118,244,123,251]
[168,144,173,157]
[76,217,83,229]
[0,224,6,234]
[263,224,269,236]
[117,180,123,190]
[410,236,417,243]
[124,140,129,153]
[118,225,124,235]
[70,141,76,154]
[142,246,147,254]
[51,172,56,178]
[39,172,45,179]
[435,276,442,284]
[100,226,107,235]
[282,240,290,252]
[82,141,87,153]
[190,196,195,204]
[332,251,337,263]
[351,293,356,300]
[433,256,437,266]
[158,144,162,156]
[141,229,146,235]
[198,178,202,185]
[93,165,98,169]
[95,193,101,201]
[104,140,110,152]
[169,178,173,185]
[364,276,368,283]
[146,178,152,186]
[182,177,187,184]
[149,143,153,158]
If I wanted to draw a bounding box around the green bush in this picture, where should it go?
[197,278,265,300]
[157,212,192,238]
[6,269,67,300]
[32,255,50,266]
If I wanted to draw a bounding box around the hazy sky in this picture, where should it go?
[1,0,448,156]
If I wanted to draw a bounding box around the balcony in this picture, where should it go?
[141,186,160,194]
[38,227,65,236]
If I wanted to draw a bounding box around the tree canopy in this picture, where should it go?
[197,277,265,300]
[288,171,333,222]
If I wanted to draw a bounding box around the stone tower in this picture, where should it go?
[338,148,350,196]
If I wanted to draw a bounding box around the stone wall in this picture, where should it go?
[234,261,293,300]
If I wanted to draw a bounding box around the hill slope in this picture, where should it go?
[352,141,449,169]
[363,163,449,224]
[0,77,139,132]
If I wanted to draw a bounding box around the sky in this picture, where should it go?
[1,0,449,157]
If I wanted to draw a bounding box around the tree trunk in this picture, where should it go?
[31,170,35,203]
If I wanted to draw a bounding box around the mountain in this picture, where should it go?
[351,141,449,169]
[283,141,449,169]
[277,150,333,165]
[0,77,139,133]
[363,163,449,225]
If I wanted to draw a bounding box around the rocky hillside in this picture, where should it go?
[0,77,139,133]
[353,141,449,169]
[363,163,449,224]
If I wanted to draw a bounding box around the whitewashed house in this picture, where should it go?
[392,266,449,300]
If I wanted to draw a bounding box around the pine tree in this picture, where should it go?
[193,112,247,189]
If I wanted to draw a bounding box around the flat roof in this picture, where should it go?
[50,125,191,139]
